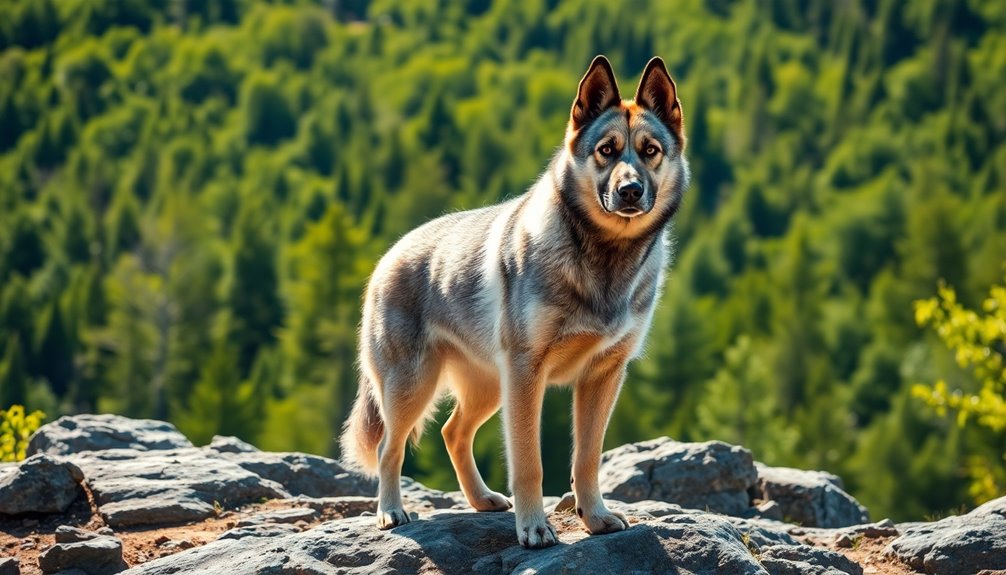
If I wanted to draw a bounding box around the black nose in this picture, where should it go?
[617,182,643,203]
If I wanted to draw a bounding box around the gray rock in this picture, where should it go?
[28,415,192,457]
[886,495,1006,574]
[552,492,690,520]
[833,519,898,541]
[599,437,758,516]
[69,448,289,527]
[204,435,259,454]
[216,450,377,498]
[38,534,126,575]
[754,464,869,528]
[236,507,318,527]
[0,557,19,575]
[293,496,377,517]
[55,526,115,544]
[122,502,843,575]
[0,454,84,515]
[400,476,467,509]
[217,523,300,541]
[726,517,802,549]
[760,545,863,574]
[123,511,764,575]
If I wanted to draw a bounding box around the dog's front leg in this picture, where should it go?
[572,352,631,535]
[503,353,558,549]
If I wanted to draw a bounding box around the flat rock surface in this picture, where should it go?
[213,449,377,499]
[68,448,290,528]
[599,437,758,516]
[28,415,192,457]
[886,496,1006,574]
[0,454,84,515]
[122,508,855,575]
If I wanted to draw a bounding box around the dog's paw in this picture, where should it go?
[377,507,410,530]
[580,506,630,535]
[470,490,512,512]
[516,514,558,549]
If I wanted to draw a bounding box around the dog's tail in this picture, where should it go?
[339,375,384,476]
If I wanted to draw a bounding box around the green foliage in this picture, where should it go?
[0,405,45,462]
[0,0,1004,520]
[913,275,1006,503]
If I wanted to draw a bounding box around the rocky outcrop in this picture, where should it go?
[0,454,84,514]
[27,414,192,456]
[122,509,859,575]
[213,450,377,499]
[886,496,1006,574]
[597,437,869,528]
[6,414,1004,574]
[68,447,290,527]
[599,437,758,515]
[39,526,126,574]
[753,464,870,528]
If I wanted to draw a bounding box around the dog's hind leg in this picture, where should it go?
[375,355,440,530]
[442,362,511,512]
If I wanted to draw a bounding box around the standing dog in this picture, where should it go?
[341,55,688,548]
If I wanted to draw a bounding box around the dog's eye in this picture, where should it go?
[598,144,614,157]
[644,144,661,158]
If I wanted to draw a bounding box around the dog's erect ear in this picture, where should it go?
[634,57,683,138]
[571,55,621,131]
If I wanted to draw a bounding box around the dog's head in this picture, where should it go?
[561,55,688,239]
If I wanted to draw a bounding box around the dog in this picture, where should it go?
[341,55,688,548]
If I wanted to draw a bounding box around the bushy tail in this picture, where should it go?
[339,377,384,475]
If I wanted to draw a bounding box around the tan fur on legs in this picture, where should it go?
[572,344,632,535]
[441,364,511,512]
[504,354,558,549]
[375,358,440,530]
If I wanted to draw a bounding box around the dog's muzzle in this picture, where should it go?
[609,180,647,217]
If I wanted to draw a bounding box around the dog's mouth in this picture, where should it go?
[615,207,644,218]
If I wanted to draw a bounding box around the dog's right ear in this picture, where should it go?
[570,55,621,131]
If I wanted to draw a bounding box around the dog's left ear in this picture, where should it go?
[571,55,621,131]
[634,57,684,141]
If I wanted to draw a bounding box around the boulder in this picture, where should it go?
[38,531,126,575]
[0,454,84,515]
[886,496,1006,574]
[759,545,863,575]
[599,437,758,516]
[215,450,377,498]
[28,415,192,457]
[55,526,116,544]
[69,448,289,527]
[754,464,869,528]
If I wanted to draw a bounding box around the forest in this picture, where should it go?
[1,0,1004,522]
